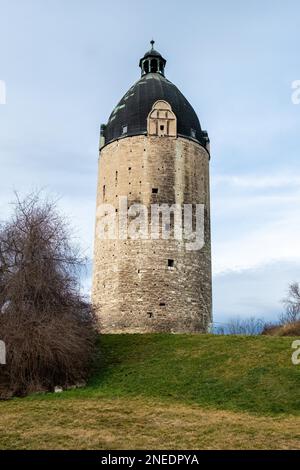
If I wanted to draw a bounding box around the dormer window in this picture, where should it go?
[191,128,196,139]
[147,100,177,138]
[122,125,128,135]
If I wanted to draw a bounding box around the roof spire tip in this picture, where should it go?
[150,39,155,50]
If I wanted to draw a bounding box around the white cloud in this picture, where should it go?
[213,173,300,190]
[212,171,300,274]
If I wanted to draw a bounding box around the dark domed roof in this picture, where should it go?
[143,48,162,58]
[102,43,209,149]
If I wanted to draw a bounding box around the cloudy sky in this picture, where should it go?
[0,0,299,323]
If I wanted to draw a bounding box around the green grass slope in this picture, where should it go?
[37,334,300,416]
[2,334,300,449]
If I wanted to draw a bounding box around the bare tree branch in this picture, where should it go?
[0,192,98,399]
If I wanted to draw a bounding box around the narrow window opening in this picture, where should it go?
[168,259,174,268]
[159,302,166,307]
[115,171,118,184]
[150,59,157,73]
[147,312,153,318]
[103,185,106,199]
[160,125,164,131]
[152,188,158,194]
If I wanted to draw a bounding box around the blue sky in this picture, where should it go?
[0,0,299,323]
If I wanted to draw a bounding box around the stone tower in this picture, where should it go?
[92,42,212,333]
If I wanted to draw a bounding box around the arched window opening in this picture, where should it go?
[150,59,157,73]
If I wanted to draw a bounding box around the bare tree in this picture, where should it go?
[0,193,98,398]
[281,282,300,324]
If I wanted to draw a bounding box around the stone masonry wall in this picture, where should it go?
[92,134,212,333]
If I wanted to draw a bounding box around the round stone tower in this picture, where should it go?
[92,42,212,333]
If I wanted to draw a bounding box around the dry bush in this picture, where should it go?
[262,321,300,337]
[0,193,98,399]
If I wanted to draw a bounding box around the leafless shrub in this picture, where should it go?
[214,317,266,336]
[213,325,226,335]
[0,193,98,399]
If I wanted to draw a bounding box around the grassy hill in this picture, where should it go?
[0,334,300,449]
